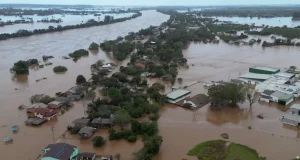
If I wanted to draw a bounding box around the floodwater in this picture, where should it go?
[0,13,135,34]
[0,10,300,160]
[0,10,169,160]
[211,16,300,27]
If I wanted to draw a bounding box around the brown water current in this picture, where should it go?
[0,10,300,160]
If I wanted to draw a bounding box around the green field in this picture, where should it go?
[187,140,266,160]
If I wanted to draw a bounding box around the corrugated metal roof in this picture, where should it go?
[252,66,279,72]
[283,114,300,123]
[239,73,272,80]
[275,72,295,78]
[166,89,191,99]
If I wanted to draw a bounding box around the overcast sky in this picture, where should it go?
[1,0,300,6]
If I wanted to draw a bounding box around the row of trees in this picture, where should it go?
[100,41,135,61]
[0,11,142,41]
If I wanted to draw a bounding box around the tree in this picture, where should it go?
[89,42,100,50]
[92,136,105,147]
[247,88,259,108]
[82,90,96,114]
[208,83,247,107]
[113,109,131,130]
[10,60,29,74]
[53,66,67,73]
[76,75,87,85]
[177,77,183,84]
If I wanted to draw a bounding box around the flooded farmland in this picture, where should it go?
[0,9,300,160]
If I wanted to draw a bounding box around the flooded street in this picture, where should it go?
[0,9,300,160]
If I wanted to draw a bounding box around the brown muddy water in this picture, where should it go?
[0,10,300,160]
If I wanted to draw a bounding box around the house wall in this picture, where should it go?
[285,98,293,105]
[270,95,279,102]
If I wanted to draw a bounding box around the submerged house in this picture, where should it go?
[47,101,63,110]
[78,127,94,139]
[91,114,114,128]
[282,104,300,126]
[71,118,90,128]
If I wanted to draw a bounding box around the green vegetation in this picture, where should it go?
[131,120,158,136]
[70,126,81,134]
[188,140,265,160]
[100,41,135,61]
[76,75,87,85]
[69,49,89,58]
[89,42,99,50]
[10,60,29,74]
[256,27,300,39]
[53,66,68,73]
[208,82,247,107]
[113,109,131,130]
[134,135,163,160]
[108,129,137,142]
[92,136,106,147]
[149,113,160,121]
[219,34,248,43]
[206,23,250,33]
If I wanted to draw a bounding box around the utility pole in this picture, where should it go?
[51,126,55,143]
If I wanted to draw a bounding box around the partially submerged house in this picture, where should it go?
[42,143,97,160]
[28,103,48,109]
[78,127,94,139]
[74,152,96,160]
[91,114,114,128]
[26,108,57,120]
[42,143,78,160]
[47,101,63,110]
[71,118,90,128]
[239,73,272,85]
[65,86,86,100]
[270,91,294,105]
[282,104,300,126]
[166,89,191,104]
[182,94,209,109]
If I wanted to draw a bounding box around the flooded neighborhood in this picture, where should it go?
[0,2,300,160]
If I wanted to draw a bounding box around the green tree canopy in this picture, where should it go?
[113,109,131,130]
[76,75,87,85]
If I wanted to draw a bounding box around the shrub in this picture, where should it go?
[149,113,160,121]
[70,126,81,134]
[92,136,106,147]
[10,60,29,74]
[126,135,137,142]
[69,49,89,58]
[76,75,87,85]
[89,42,100,50]
[53,66,68,73]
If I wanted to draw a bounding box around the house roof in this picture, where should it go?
[49,101,61,105]
[73,118,90,124]
[78,127,93,136]
[183,94,209,107]
[251,66,279,72]
[290,104,300,110]
[27,108,57,117]
[239,73,272,81]
[279,94,294,101]
[30,103,48,109]
[55,97,69,103]
[166,89,191,100]
[270,91,286,98]
[260,95,271,99]
[75,152,96,159]
[274,72,295,79]
[91,117,102,124]
[42,143,77,160]
[262,90,275,96]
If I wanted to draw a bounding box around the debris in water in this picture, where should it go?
[221,133,229,139]
[248,126,252,130]
[257,113,265,119]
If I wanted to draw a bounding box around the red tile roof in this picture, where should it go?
[27,108,57,117]
[136,63,145,69]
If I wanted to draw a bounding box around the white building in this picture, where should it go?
[282,104,300,126]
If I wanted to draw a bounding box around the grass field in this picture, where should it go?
[187,140,265,160]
